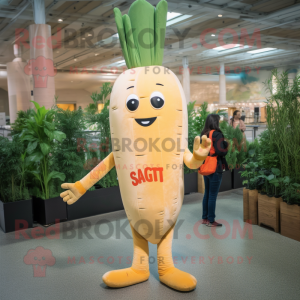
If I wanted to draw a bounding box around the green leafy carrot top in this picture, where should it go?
[114,0,168,69]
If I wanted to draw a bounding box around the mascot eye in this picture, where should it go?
[150,91,165,109]
[126,94,139,111]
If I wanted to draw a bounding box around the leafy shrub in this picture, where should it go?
[0,136,30,202]
[19,101,66,200]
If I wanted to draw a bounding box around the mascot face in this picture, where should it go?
[110,66,188,244]
[110,66,184,133]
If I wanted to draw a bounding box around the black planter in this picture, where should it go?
[0,199,33,233]
[232,167,246,189]
[184,172,198,194]
[32,196,67,226]
[219,170,232,192]
[67,186,123,221]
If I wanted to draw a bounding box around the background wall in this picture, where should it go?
[190,70,273,104]
[55,89,92,110]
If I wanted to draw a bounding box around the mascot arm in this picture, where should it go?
[183,135,211,170]
[60,153,115,205]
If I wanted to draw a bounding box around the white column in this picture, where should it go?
[219,62,226,105]
[182,56,191,102]
[28,0,56,109]
[6,44,31,123]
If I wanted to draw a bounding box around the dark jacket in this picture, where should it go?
[202,130,229,173]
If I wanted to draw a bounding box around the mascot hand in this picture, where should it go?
[60,182,86,205]
[193,135,212,161]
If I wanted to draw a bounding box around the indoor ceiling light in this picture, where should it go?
[247,48,277,54]
[218,14,222,17]
[116,59,126,66]
[167,12,181,20]
[88,33,92,36]
[58,19,63,22]
[213,44,241,51]
[211,34,215,36]
[166,12,192,26]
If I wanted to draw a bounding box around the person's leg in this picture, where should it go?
[207,172,223,223]
[102,224,150,288]
[158,224,197,291]
[202,175,210,220]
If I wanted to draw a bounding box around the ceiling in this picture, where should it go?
[0,0,300,91]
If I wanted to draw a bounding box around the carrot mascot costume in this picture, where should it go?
[60,0,211,291]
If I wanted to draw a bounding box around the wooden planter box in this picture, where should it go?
[197,171,232,194]
[248,189,258,225]
[243,188,249,222]
[258,195,282,233]
[67,186,123,221]
[184,172,198,194]
[0,199,33,233]
[280,202,300,242]
[32,196,67,226]
[232,167,246,189]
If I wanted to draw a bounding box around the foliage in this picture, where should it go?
[281,181,300,205]
[19,101,66,200]
[84,83,113,115]
[260,69,300,204]
[10,108,35,136]
[52,107,87,186]
[0,136,30,202]
[220,121,247,169]
[264,69,300,183]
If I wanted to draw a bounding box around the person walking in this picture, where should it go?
[200,114,229,227]
[229,110,246,133]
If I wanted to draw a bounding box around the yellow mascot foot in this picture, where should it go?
[102,267,150,288]
[159,267,197,291]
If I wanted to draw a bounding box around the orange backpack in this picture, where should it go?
[198,130,217,176]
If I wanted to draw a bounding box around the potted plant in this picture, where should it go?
[19,101,67,226]
[280,180,300,241]
[240,156,260,224]
[257,168,283,232]
[0,136,32,233]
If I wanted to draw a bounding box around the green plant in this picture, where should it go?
[240,159,259,190]
[10,108,35,136]
[220,121,247,169]
[0,136,30,202]
[84,83,113,115]
[20,101,66,199]
[281,182,300,205]
[52,107,87,184]
[264,69,300,183]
